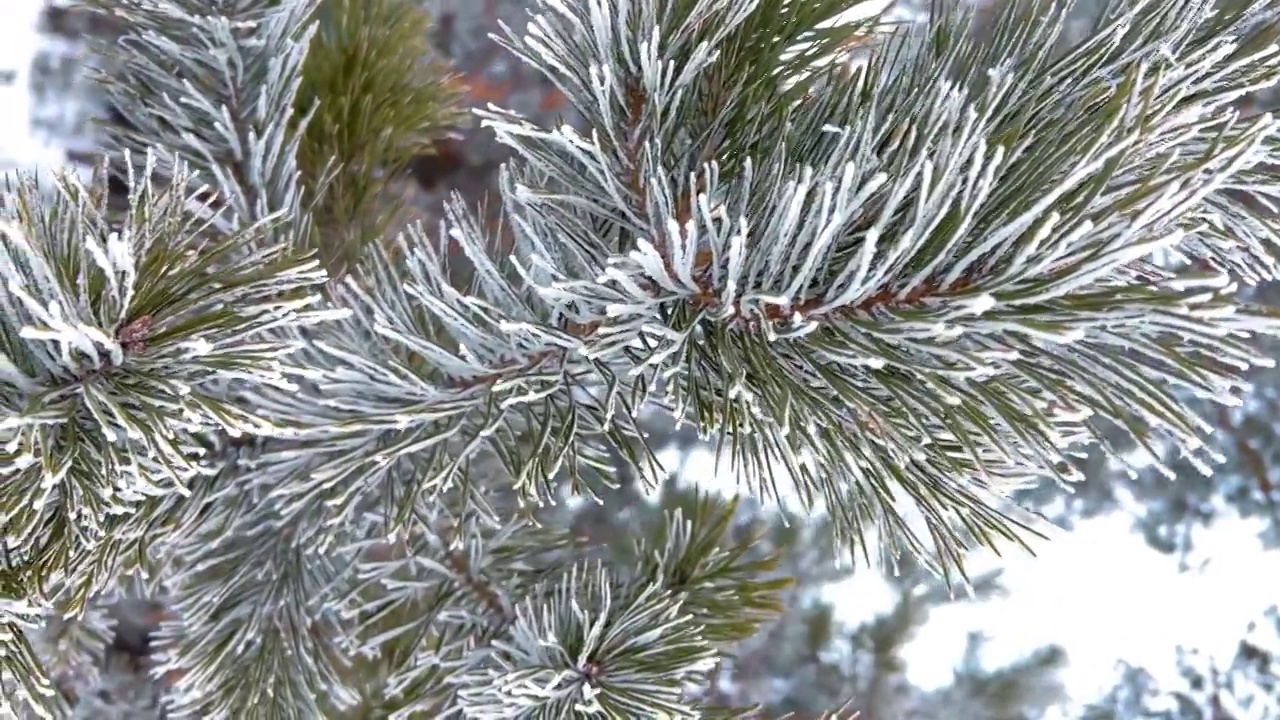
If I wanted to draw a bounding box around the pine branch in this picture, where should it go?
[0,156,333,596]
[5,1,344,715]
[152,469,356,717]
[468,0,1280,580]
[0,593,54,719]
[293,0,467,279]
[0,154,335,716]
[322,481,577,717]
[448,496,786,718]
[239,208,656,536]
[11,0,1280,715]
[83,0,320,243]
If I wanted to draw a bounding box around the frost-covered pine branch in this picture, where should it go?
[2,0,337,712]
[7,0,1280,716]
[467,0,1280,573]
[87,0,320,242]
[0,156,335,716]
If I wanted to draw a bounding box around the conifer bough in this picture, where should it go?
[4,0,1280,716]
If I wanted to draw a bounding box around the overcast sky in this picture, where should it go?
[890,505,1277,713]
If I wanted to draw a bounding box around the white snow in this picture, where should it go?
[0,0,73,185]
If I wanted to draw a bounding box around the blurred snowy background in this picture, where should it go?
[5,0,1278,717]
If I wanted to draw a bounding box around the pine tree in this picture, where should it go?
[980,0,1280,710]
[1009,0,1280,559]
[563,464,1069,718]
[6,0,1280,717]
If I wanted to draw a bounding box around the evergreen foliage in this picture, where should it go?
[1008,0,1280,559]
[985,0,1280,709]
[1018,276,1280,556]
[5,0,1280,716]
[562,468,1069,718]
[294,0,468,278]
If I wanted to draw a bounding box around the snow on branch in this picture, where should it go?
[85,0,321,242]
[468,0,1280,576]
[241,199,649,534]
[0,155,335,619]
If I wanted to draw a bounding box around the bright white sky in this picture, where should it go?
[892,506,1277,711]
[663,445,1280,715]
[8,0,1277,716]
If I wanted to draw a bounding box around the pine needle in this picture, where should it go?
[294,0,467,279]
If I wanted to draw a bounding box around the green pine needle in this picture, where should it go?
[294,0,468,279]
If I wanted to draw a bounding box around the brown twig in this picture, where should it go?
[1215,401,1279,518]
[444,548,510,625]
